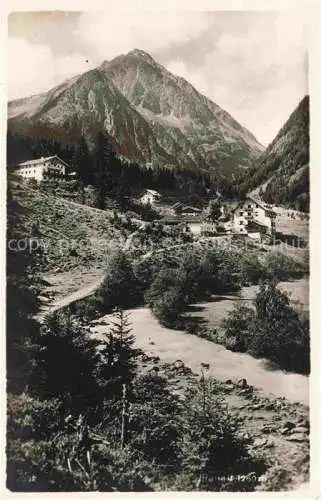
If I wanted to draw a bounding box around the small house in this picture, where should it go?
[139,189,161,206]
[180,206,202,217]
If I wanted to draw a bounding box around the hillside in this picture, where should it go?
[7,176,134,274]
[245,96,309,211]
[8,49,263,178]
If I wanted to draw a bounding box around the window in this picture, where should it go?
[239,211,243,216]
[239,221,244,225]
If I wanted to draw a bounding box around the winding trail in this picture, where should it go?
[91,306,309,406]
[35,274,105,322]
[36,264,309,406]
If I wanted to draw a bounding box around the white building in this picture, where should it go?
[232,197,276,235]
[14,155,72,182]
[201,221,217,236]
[139,189,161,206]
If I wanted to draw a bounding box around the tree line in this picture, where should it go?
[7,128,248,206]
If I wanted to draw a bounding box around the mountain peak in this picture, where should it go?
[8,47,264,178]
[127,48,155,62]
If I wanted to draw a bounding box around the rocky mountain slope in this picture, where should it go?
[247,96,309,211]
[8,49,263,178]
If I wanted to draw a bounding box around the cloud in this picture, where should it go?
[8,37,54,99]
[7,11,307,144]
[77,11,210,61]
[165,12,308,145]
[8,11,210,100]
[8,37,96,100]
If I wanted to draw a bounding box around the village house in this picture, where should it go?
[172,202,201,216]
[180,206,202,217]
[201,221,217,236]
[231,197,276,237]
[139,189,162,206]
[14,156,73,182]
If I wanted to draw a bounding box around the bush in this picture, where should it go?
[29,311,101,411]
[221,282,310,374]
[263,252,307,280]
[222,305,256,352]
[129,373,180,466]
[176,379,266,491]
[95,250,142,312]
[150,286,189,328]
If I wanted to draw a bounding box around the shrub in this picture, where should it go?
[150,287,189,328]
[250,282,309,373]
[96,250,142,312]
[221,282,310,374]
[129,373,180,466]
[222,305,256,352]
[263,251,306,280]
[29,311,101,411]
[176,379,266,491]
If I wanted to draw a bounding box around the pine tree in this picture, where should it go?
[97,309,138,399]
[204,199,222,222]
[92,132,119,209]
[72,136,92,186]
[30,311,100,412]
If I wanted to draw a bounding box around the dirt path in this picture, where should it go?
[36,271,105,321]
[37,266,309,405]
[91,306,309,405]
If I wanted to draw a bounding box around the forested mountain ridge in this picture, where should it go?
[239,96,309,211]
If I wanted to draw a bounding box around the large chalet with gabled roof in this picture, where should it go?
[231,197,276,237]
[13,155,74,182]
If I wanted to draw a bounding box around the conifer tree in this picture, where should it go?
[30,311,100,412]
[72,136,92,186]
[97,309,138,399]
[92,132,119,209]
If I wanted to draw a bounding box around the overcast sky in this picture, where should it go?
[8,10,308,146]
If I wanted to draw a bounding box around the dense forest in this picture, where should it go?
[7,128,245,203]
[236,96,309,212]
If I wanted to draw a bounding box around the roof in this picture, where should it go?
[231,196,276,217]
[181,206,202,213]
[247,220,268,232]
[159,215,203,224]
[15,155,70,168]
[247,196,277,216]
[142,189,161,197]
